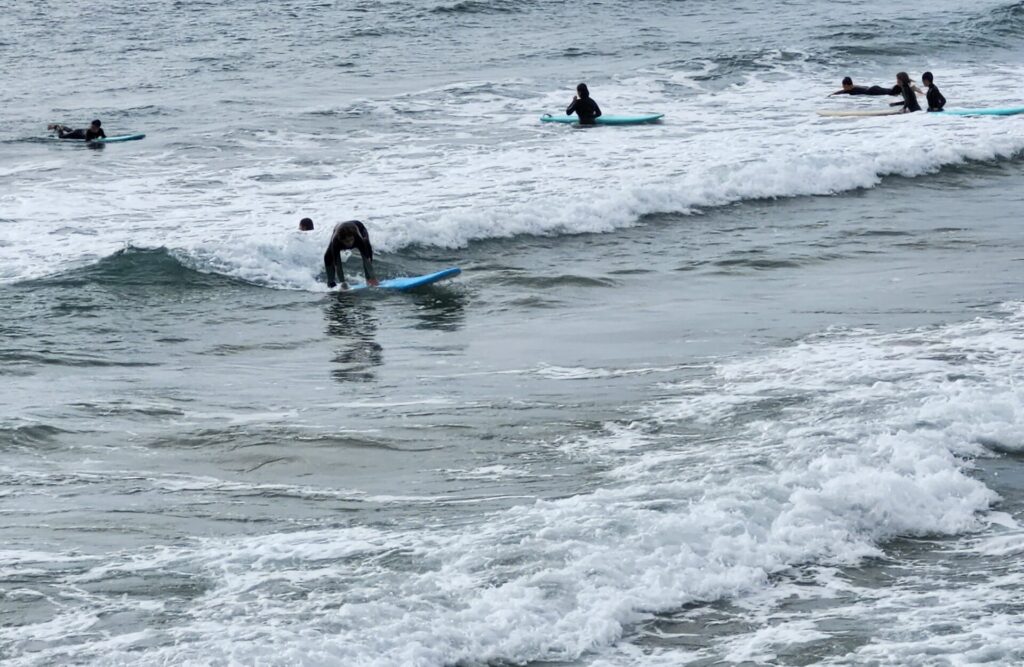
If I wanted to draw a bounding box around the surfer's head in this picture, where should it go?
[922,71,934,85]
[299,217,314,231]
[576,83,590,99]
[91,119,102,128]
[841,76,853,90]
[896,72,910,86]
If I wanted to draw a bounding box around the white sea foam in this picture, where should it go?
[6,306,1023,666]
[3,64,1024,288]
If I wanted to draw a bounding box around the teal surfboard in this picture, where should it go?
[935,106,1024,117]
[91,133,146,143]
[819,106,1024,118]
[540,113,664,125]
[346,267,461,292]
[57,133,146,144]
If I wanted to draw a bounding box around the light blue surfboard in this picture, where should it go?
[56,133,146,144]
[540,113,664,125]
[91,133,146,143]
[935,106,1024,117]
[346,267,461,292]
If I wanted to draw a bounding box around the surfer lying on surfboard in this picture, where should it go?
[320,220,380,290]
[829,77,896,96]
[829,76,924,97]
[48,120,105,141]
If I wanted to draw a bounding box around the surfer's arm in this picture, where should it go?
[361,257,377,285]
[324,246,345,288]
[592,100,602,118]
[354,238,378,284]
[566,98,578,116]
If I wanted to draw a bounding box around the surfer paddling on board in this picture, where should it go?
[829,77,895,96]
[322,220,379,290]
[890,72,922,113]
[922,71,946,112]
[566,83,602,125]
[829,77,924,97]
[48,119,106,141]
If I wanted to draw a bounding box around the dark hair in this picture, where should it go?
[896,72,910,86]
[576,83,590,99]
[842,76,853,86]
[91,119,102,127]
[299,217,314,231]
[922,71,933,83]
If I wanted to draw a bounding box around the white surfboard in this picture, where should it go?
[817,109,901,117]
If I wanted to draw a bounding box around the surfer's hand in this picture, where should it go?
[368,278,380,287]
[341,282,350,291]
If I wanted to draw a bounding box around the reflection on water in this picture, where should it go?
[324,298,382,383]
[409,288,467,332]
[322,285,467,382]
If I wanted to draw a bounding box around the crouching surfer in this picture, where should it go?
[48,119,106,141]
[322,220,379,290]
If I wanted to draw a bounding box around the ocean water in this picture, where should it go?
[3,0,1024,664]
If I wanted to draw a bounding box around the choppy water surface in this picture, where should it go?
[3,0,1024,664]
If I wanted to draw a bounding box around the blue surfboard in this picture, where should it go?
[92,133,146,143]
[935,106,1024,117]
[346,267,461,292]
[56,133,146,144]
[540,113,664,126]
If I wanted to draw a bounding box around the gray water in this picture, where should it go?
[4,1,1024,665]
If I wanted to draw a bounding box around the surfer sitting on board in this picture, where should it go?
[922,71,946,112]
[48,119,106,141]
[323,220,380,290]
[889,72,922,113]
[566,83,602,125]
[829,77,896,96]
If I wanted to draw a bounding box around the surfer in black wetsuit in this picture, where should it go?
[829,77,897,96]
[922,71,946,112]
[324,220,379,290]
[49,119,106,141]
[890,72,921,113]
[566,83,602,125]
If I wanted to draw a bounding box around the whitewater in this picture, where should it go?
[4,63,1024,288]
[4,0,1024,665]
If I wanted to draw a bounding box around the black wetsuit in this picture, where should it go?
[57,126,106,140]
[893,84,921,112]
[926,85,946,112]
[835,85,897,96]
[324,220,376,288]
[566,97,602,125]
